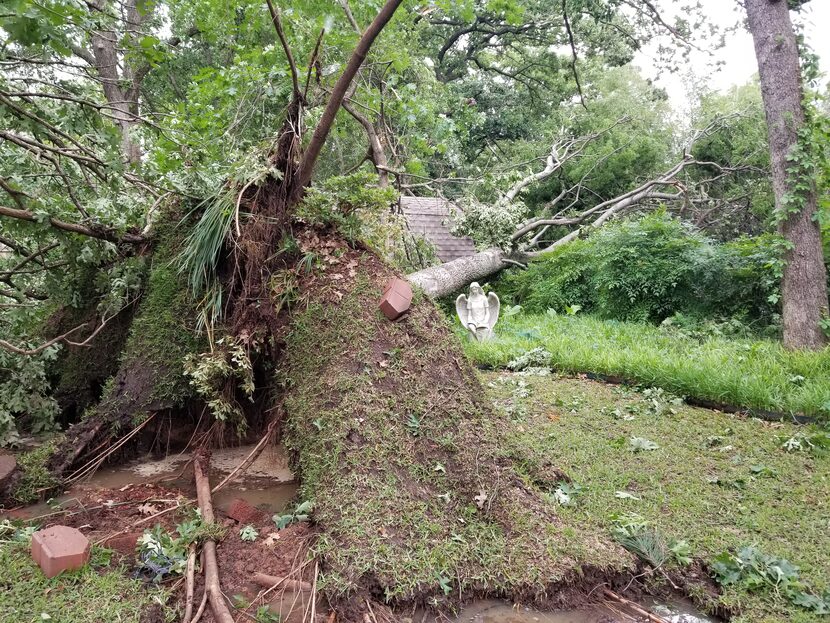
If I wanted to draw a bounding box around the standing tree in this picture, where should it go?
[744,0,828,349]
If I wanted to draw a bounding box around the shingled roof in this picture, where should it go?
[399,197,477,263]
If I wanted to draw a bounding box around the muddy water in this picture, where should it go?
[444,598,717,623]
[82,443,299,516]
[16,443,298,519]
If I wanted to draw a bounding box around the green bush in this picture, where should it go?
[499,212,784,326]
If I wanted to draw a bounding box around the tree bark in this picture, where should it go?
[408,248,507,297]
[745,0,828,349]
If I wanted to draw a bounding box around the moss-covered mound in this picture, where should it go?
[280,233,632,609]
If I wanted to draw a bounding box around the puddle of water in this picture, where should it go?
[8,443,298,519]
[444,600,611,623]
[644,597,716,623]
[85,443,298,516]
[443,598,717,623]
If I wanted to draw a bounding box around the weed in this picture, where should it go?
[273,500,313,530]
[712,547,830,614]
[239,525,259,542]
[406,412,423,436]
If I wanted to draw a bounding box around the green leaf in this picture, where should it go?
[629,437,659,451]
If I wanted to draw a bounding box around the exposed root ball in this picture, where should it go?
[280,230,633,609]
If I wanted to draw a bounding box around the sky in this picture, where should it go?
[633,0,830,109]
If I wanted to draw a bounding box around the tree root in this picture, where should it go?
[193,449,235,623]
[211,418,279,493]
[251,573,312,592]
[183,542,197,623]
[603,589,670,623]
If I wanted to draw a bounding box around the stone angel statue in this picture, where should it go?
[456,282,500,341]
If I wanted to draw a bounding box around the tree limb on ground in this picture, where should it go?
[194,450,235,623]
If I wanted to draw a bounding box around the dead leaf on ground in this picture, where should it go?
[137,503,159,515]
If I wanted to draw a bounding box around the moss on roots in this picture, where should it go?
[98,208,206,418]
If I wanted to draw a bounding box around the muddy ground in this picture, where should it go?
[4,480,316,623]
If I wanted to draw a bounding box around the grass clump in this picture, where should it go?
[0,540,169,622]
[464,313,830,422]
[484,371,830,622]
[12,439,60,503]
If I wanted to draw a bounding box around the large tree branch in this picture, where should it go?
[265,0,302,100]
[342,98,389,187]
[0,205,144,243]
[294,0,406,194]
[503,116,630,204]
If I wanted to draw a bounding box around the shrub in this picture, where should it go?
[500,239,596,314]
[498,212,785,327]
[588,213,705,321]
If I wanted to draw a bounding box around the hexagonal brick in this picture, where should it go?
[379,278,412,320]
[31,525,90,578]
[225,497,265,524]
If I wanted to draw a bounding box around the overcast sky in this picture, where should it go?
[633,0,830,108]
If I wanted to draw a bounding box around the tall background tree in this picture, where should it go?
[744,0,829,349]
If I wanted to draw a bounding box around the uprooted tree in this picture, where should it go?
[0,0,649,616]
[0,0,806,618]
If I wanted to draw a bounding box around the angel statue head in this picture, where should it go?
[456,282,500,341]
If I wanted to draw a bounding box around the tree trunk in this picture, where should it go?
[745,0,828,349]
[408,248,507,297]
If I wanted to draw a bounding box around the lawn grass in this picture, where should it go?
[463,313,830,422]
[483,370,830,622]
[0,540,169,622]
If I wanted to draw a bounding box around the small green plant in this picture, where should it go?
[780,431,830,456]
[506,347,552,371]
[639,387,684,416]
[436,573,452,595]
[629,436,659,452]
[711,547,830,613]
[239,525,259,542]
[0,519,36,544]
[503,304,523,317]
[552,481,583,506]
[273,501,313,530]
[184,336,255,433]
[609,513,691,567]
[135,513,225,582]
[136,526,189,582]
[254,605,281,623]
[406,412,422,436]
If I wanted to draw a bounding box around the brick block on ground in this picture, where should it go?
[379,278,412,320]
[102,531,142,555]
[226,497,265,524]
[31,525,90,578]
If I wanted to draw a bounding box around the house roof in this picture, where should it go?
[399,197,477,263]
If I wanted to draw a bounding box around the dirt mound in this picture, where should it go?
[279,231,633,613]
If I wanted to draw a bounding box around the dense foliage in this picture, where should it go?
[498,212,788,328]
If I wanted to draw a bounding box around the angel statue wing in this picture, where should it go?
[486,292,500,332]
[455,294,469,328]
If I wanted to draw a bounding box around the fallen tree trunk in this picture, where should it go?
[407,247,508,297]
